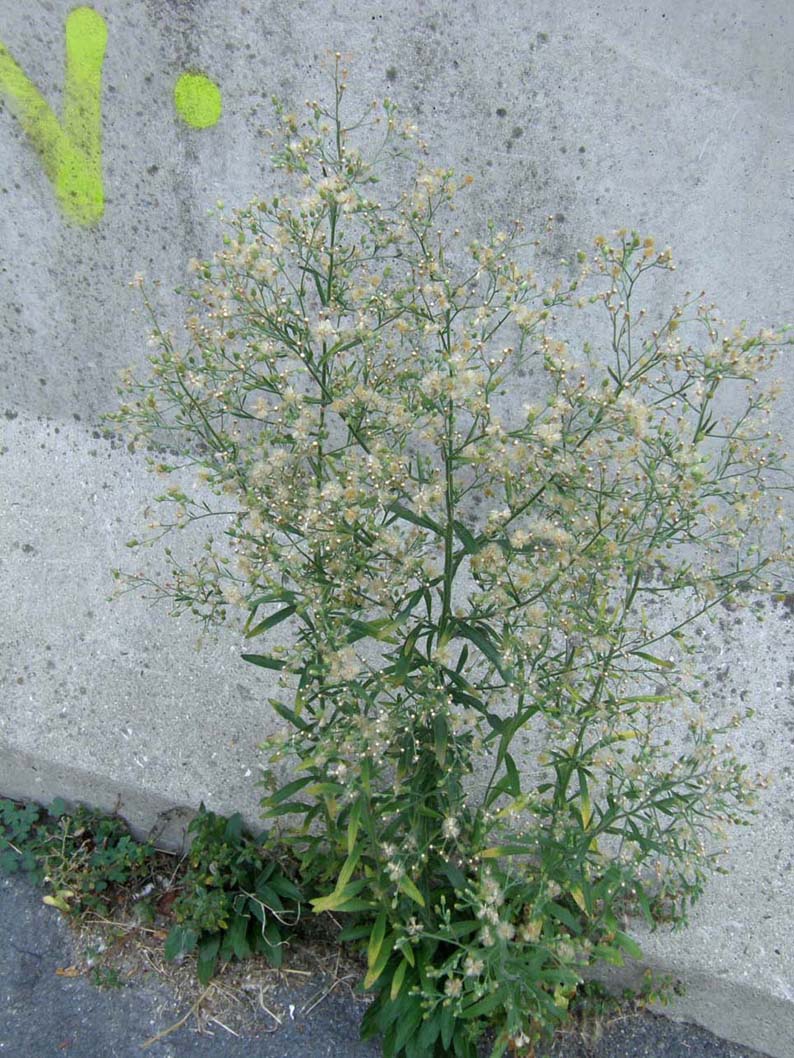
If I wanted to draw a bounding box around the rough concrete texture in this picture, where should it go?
[1,1,793,1055]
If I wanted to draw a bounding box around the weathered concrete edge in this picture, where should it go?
[0,744,203,851]
[593,961,793,1058]
[2,744,790,1058]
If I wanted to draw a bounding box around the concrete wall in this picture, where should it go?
[1,2,793,1054]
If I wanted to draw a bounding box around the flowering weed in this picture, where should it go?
[108,60,792,1056]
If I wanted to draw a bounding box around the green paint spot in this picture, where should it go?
[0,6,106,225]
[174,72,222,128]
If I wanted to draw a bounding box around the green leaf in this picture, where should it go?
[347,799,362,854]
[363,932,394,989]
[453,519,481,554]
[337,847,362,888]
[265,874,301,902]
[346,615,403,644]
[261,918,284,967]
[325,896,377,912]
[368,910,388,970]
[547,902,582,934]
[339,922,372,943]
[398,876,425,907]
[310,878,370,913]
[255,883,285,914]
[196,934,221,984]
[164,925,198,960]
[630,650,675,670]
[479,843,535,858]
[390,958,409,1000]
[246,589,297,611]
[267,697,310,731]
[268,776,315,805]
[241,653,286,670]
[460,985,508,1019]
[417,1009,442,1050]
[441,860,466,890]
[245,605,296,639]
[393,1001,423,1052]
[263,801,313,817]
[453,620,514,681]
[448,918,480,938]
[223,813,244,842]
[433,712,448,768]
[387,501,444,536]
[440,1003,455,1050]
[614,930,644,960]
[227,912,252,960]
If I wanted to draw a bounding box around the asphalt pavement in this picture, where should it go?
[1,871,773,1058]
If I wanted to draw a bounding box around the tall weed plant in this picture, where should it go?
[108,62,792,1056]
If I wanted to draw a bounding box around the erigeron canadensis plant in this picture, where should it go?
[107,61,792,1058]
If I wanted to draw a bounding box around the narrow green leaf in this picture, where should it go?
[262,801,313,818]
[347,799,362,854]
[393,1001,423,1051]
[267,698,310,731]
[460,985,508,1019]
[337,847,362,888]
[164,925,198,960]
[368,910,388,970]
[441,860,466,890]
[547,902,582,934]
[390,958,409,1000]
[614,930,644,960]
[310,877,369,913]
[433,712,448,768]
[268,776,315,805]
[196,934,221,984]
[630,650,675,670]
[227,912,252,960]
[387,501,444,536]
[453,519,481,554]
[242,653,286,671]
[245,605,296,639]
[417,1009,442,1050]
[398,876,425,907]
[440,1003,455,1050]
[453,620,514,681]
[363,932,394,989]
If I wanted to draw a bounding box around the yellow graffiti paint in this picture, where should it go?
[174,72,222,128]
[0,6,107,225]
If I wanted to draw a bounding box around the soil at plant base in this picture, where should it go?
[2,870,772,1058]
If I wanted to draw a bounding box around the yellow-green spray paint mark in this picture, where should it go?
[0,6,107,225]
[174,72,222,128]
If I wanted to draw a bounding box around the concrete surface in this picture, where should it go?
[0,870,774,1058]
[1,1,793,1055]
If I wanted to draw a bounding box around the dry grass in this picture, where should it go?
[58,852,370,1046]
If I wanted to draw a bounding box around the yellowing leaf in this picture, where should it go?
[311,880,365,913]
[390,958,409,1000]
[570,887,587,913]
[523,918,542,942]
[363,932,394,989]
[337,847,361,889]
[43,892,73,912]
[367,910,388,970]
